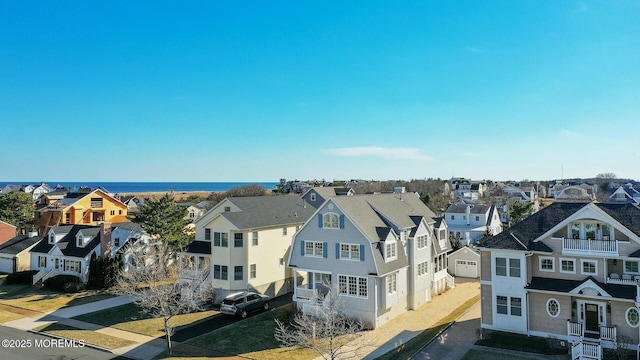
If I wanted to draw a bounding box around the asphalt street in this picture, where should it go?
[0,324,131,360]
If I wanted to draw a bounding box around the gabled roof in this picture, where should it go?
[478,202,640,251]
[218,196,316,230]
[30,225,101,258]
[0,235,43,255]
[445,203,492,215]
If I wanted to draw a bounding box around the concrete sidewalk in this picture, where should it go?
[1,295,166,360]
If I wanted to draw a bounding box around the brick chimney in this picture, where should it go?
[100,222,112,258]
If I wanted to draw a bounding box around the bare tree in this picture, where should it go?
[115,241,211,355]
[274,286,371,360]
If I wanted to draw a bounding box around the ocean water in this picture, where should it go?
[0,182,279,194]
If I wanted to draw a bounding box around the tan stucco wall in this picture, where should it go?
[481,251,491,281]
[528,292,571,336]
[481,284,492,326]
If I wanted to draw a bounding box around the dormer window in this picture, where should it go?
[49,232,55,244]
[76,233,84,247]
[385,241,397,261]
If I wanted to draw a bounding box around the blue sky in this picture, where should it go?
[1,1,639,182]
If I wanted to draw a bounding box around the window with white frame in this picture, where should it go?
[234,233,243,247]
[385,241,397,261]
[416,235,428,249]
[496,295,521,316]
[340,243,360,260]
[338,275,367,298]
[283,227,287,235]
[495,257,507,276]
[205,229,211,240]
[546,298,560,317]
[323,213,339,229]
[496,295,508,314]
[417,261,428,276]
[250,264,256,278]
[234,265,243,280]
[213,265,228,280]
[626,307,639,327]
[387,273,397,294]
[64,260,81,273]
[539,257,554,272]
[625,261,639,274]
[495,257,520,277]
[252,231,258,246]
[214,232,228,247]
[39,256,47,268]
[305,241,324,257]
[510,297,522,316]
[509,258,521,277]
[310,193,316,201]
[581,260,597,275]
[560,258,575,273]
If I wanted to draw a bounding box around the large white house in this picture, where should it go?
[179,195,316,303]
[478,202,640,359]
[287,192,453,329]
[445,203,502,246]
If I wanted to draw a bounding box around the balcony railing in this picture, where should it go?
[554,237,618,256]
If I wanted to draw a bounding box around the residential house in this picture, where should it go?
[287,193,453,329]
[450,178,487,200]
[301,187,355,209]
[0,220,17,246]
[30,222,149,285]
[478,202,640,358]
[548,181,597,201]
[0,182,53,199]
[445,203,502,246]
[0,232,42,273]
[35,188,128,235]
[179,195,316,303]
[608,185,640,205]
[176,202,207,221]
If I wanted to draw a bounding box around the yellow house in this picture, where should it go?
[35,189,128,235]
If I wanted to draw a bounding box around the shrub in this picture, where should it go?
[6,270,38,285]
[44,275,82,292]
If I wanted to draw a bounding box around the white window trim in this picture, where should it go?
[304,241,324,258]
[546,298,560,318]
[559,258,576,274]
[385,240,397,262]
[580,259,598,276]
[624,260,640,274]
[417,261,428,276]
[337,274,368,299]
[626,307,640,327]
[310,193,316,201]
[539,256,555,272]
[387,273,397,294]
[323,212,340,229]
[339,243,360,261]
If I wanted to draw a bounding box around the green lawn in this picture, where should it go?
[34,322,137,350]
[375,295,481,360]
[186,303,322,360]
[0,287,114,312]
[73,302,219,337]
[461,349,539,360]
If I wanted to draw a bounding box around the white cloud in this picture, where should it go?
[325,146,433,161]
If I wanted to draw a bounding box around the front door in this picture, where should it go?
[585,304,599,332]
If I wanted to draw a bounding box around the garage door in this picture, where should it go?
[0,257,14,274]
[455,259,478,278]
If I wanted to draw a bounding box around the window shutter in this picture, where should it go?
[336,243,340,259]
[323,242,328,258]
[360,245,365,261]
[318,214,323,228]
[301,241,305,256]
[339,215,345,229]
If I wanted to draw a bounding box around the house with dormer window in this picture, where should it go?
[29,222,150,285]
[287,193,452,329]
[478,202,640,359]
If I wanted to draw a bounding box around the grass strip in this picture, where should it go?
[0,309,25,323]
[375,294,481,360]
[34,322,137,350]
[0,288,114,313]
[73,302,219,337]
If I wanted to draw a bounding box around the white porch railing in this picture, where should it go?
[446,273,455,289]
[607,277,637,286]
[42,267,62,283]
[556,237,618,256]
[32,269,47,285]
[571,340,601,360]
[568,321,584,338]
[295,286,317,301]
[600,325,616,342]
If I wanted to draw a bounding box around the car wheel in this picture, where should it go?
[263,302,270,311]
[240,310,248,319]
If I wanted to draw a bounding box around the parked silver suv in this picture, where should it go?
[219,291,270,318]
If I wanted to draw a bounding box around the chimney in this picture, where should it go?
[100,222,112,258]
[466,205,471,226]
